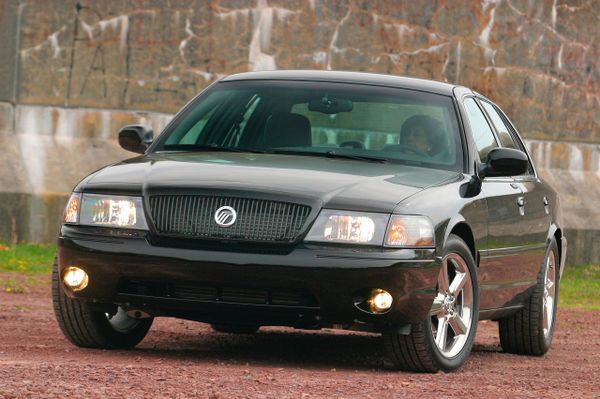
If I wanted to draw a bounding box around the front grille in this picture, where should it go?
[221,288,267,304]
[119,280,319,308]
[148,195,311,243]
[171,284,217,301]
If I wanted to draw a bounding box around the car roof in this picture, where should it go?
[221,70,459,96]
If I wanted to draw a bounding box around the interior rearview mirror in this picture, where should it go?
[308,95,353,114]
[118,125,153,154]
[479,148,529,179]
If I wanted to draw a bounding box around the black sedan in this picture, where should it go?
[53,70,566,372]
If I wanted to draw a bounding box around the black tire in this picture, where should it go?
[499,238,559,356]
[383,234,479,372]
[211,324,260,334]
[52,256,153,349]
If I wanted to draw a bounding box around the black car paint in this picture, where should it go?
[79,153,459,213]
[59,229,440,328]
[452,86,564,313]
[58,71,566,330]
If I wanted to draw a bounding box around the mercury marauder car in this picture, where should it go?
[53,70,566,372]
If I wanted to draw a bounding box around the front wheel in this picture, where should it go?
[383,234,479,372]
[52,256,153,349]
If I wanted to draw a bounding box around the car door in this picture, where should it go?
[479,99,550,270]
[462,97,532,310]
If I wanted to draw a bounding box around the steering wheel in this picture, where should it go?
[390,144,431,158]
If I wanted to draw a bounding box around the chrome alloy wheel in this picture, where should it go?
[543,250,557,339]
[429,253,474,358]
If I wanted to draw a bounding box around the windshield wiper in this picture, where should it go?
[272,149,389,164]
[162,144,266,153]
[324,150,389,163]
[162,145,389,163]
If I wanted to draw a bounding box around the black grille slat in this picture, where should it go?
[182,196,190,234]
[168,197,173,231]
[119,280,319,308]
[272,292,306,306]
[222,288,267,304]
[174,196,180,232]
[162,196,169,233]
[165,196,172,232]
[149,195,311,243]
[172,285,218,301]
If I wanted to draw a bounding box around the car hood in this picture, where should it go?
[82,152,460,213]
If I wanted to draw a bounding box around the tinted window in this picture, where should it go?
[479,100,517,149]
[463,98,498,162]
[155,81,464,172]
[480,100,534,175]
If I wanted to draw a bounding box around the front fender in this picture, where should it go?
[392,176,487,264]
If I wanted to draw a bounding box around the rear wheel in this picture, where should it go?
[383,234,479,372]
[499,238,559,355]
[211,324,260,334]
[52,256,153,349]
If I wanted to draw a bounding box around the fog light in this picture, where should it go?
[63,267,89,291]
[368,289,393,313]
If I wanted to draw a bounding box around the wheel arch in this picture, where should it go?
[444,219,477,267]
[547,223,566,278]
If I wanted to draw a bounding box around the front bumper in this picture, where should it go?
[58,227,440,330]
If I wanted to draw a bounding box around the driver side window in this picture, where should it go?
[463,98,498,163]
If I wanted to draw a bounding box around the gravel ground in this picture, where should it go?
[0,275,599,399]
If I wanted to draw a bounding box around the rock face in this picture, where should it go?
[0,0,598,264]
[11,0,599,142]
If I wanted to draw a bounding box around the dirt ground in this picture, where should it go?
[0,275,598,399]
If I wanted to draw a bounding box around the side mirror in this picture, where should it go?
[118,125,153,154]
[478,148,528,178]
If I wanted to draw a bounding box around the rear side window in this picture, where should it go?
[463,98,498,162]
[479,100,517,149]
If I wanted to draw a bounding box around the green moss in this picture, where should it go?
[558,264,600,311]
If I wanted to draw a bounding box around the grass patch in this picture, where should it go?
[0,243,56,274]
[0,243,55,293]
[559,264,600,311]
[0,274,49,292]
[1,277,25,294]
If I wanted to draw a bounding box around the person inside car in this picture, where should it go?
[399,114,445,157]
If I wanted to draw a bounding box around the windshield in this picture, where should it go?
[153,80,464,171]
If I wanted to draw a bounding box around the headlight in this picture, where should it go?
[63,193,80,224]
[305,210,433,248]
[63,193,148,230]
[305,210,389,245]
[384,215,434,247]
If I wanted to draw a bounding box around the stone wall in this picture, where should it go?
[0,0,598,264]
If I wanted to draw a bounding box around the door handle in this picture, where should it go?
[543,196,550,214]
[517,196,525,216]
